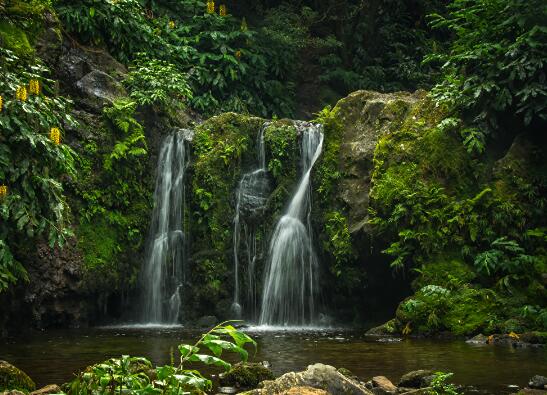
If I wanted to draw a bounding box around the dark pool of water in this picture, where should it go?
[1,326,546,393]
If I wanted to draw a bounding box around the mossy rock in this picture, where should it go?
[412,257,476,290]
[0,360,36,392]
[219,362,274,389]
[0,21,34,57]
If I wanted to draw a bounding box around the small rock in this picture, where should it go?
[2,390,26,395]
[218,387,238,394]
[397,370,433,389]
[371,376,396,394]
[529,376,547,389]
[220,362,275,389]
[512,389,547,395]
[30,384,62,395]
[466,334,489,344]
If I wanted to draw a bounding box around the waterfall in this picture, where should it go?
[140,130,190,324]
[232,124,269,319]
[259,122,324,326]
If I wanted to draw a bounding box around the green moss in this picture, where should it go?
[0,21,34,57]
[220,363,274,388]
[78,218,120,271]
[264,122,297,181]
[412,257,476,290]
[0,360,35,392]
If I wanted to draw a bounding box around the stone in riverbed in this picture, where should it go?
[30,384,62,395]
[0,361,35,392]
[529,376,547,390]
[241,363,373,395]
[465,334,488,344]
[371,376,396,394]
[397,370,434,389]
[220,362,275,389]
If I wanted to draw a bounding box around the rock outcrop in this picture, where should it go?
[242,363,373,395]
[334,90,423,236]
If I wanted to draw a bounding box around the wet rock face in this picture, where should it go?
[0,361,35,392]
[75,70,127,111]
[242,363,373,395]
[238,169,272,223]
[15,237,87,330]
[333,90,422,236]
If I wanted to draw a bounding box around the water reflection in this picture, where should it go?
[1,327,545,394]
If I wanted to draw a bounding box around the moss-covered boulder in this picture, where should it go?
[0,361,35,392]
[332,90,423,235]
[220,362,275,389]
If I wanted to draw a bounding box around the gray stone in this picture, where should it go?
[466,334,489,344]
[76,70,127,111]
[242,363,373,395]
[529,376,547,390]
[371,376,396,394]
[397,370,433,389]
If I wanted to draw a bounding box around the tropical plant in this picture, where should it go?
[426,0,547,146]
[124,55,192,108]
[429,371,460,395]
[66,322,256,394]
[0,47,77,291]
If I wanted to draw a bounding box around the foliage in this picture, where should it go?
[55,0,303,117]
[0,48,77,291]
[323,211,354,277]
[66,322,256,395]
[74,98,151,291]
[370,96,546,334]
[124,55,192,108]
[426,0,547,144]
[429,372,460,395]
[263,122,297,179]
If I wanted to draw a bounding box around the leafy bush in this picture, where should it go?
[0,48,77,291]
[429,372,460,395]
[66,322,256,394]
[124,56,192,108]
[426,0,547,145]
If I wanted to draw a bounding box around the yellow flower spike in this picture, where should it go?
[219,4,227,16]
[29,79,41,95]
[16,86,28,101]
[50,127,61,145]
[0,95,3,112]
[0,185,7,198]
[206,0,215,14]
[241,17,248,32]
[235,50,242,60]
[168,20,175,29]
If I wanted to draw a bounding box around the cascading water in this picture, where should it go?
[232,124,269,319]
[140,130,190,324]
[259,122,324,326]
